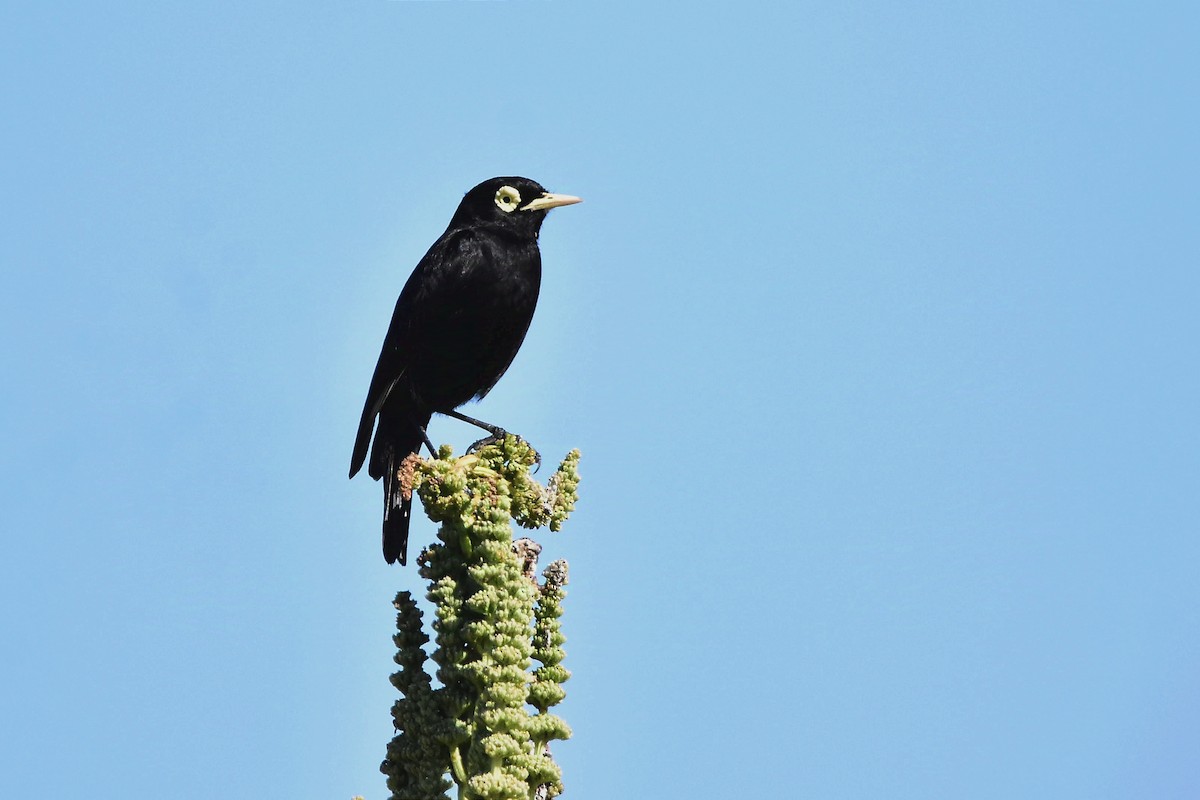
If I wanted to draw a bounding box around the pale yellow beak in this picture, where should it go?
[520,192,582,212]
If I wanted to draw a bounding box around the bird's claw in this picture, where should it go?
[466,434,505,454]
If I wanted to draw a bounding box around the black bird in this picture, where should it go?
[350,177,581,565]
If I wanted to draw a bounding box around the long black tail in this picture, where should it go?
[383,460,413,565]
[373,409,432,565]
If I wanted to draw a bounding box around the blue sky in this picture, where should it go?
[2,3,1198,798]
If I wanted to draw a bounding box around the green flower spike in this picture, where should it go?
[383,592,453,800]
[381,436,580,800]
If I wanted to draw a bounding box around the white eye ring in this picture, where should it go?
[494,186,521,213]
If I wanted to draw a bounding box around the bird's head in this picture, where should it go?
[451,177,581,239]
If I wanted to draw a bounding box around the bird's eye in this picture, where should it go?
[494,186,521,213]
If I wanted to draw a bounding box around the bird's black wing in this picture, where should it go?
[349,237,441,479]
[349,299,405,478]
[348,228,491,479]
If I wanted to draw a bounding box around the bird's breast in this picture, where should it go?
[405,236,542,409]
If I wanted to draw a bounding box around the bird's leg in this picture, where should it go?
[441,408,507,438]
[442,409,540,470]
[418,426,437,457]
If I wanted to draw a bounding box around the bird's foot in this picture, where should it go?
[466,432,542,472]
